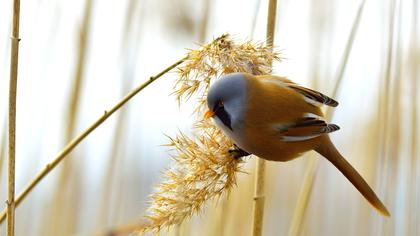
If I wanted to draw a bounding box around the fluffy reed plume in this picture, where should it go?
[174,34,280,113]
[145,127,241,230]
[142,34,281,233]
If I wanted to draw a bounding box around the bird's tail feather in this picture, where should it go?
[315,135,390,216]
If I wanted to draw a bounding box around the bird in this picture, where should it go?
[204,72,390,216]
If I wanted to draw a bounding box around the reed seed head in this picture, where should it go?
[174,34,281,114]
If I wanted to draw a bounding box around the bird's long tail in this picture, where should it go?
[315,135,390,216]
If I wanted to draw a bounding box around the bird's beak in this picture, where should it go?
[204,110,215,119]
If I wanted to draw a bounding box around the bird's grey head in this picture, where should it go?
[206,73,248,131]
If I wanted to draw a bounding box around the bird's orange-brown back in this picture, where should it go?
[241,74,323,161]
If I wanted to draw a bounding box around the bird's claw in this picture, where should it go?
[228,144,251,159]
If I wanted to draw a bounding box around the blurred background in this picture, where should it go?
[0,0,419,235]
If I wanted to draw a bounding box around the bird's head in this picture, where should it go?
[205,73,248,131]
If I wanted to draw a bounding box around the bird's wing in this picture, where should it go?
[285,83,338,107]
[272,77,339,107]
[277,116,340,142]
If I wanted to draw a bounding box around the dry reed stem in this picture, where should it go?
[252,158,266,236]
[97,0,142,227]
[252,1,277,236]
[388,0,403,233]
[98,105,126,225]
[45,1,93,234]
[376,1,397,234]
[370,2,398,235]
[199,0,211,43]
[370,3,397,234]
[0,56,188,224]
[390,35,403,230]
[288,1,366,235]
[265,0,277,49]
[377,0,397,174]
[326,0,366,120]
[7,0,22,235]
[409,0,419,234]
[250,0,262,38]
[288,154,318,236]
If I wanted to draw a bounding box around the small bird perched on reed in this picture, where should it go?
[205,72,390,216]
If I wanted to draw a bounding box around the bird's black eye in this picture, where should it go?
[213,100,224,111]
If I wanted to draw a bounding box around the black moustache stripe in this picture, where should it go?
[215,107,233,131]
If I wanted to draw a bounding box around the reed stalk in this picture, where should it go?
[408,1,418,235]
[250,0,262,38]
[252,1,277,236]
[378,0,397,232]
[97,0,141,227]
[288,1,366,235]
[199,0,211,43]
[7,0,22,235]
[388,0,403,234]
[0,56,187,224]
[43,1,93,234]
[288,154,318,236]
